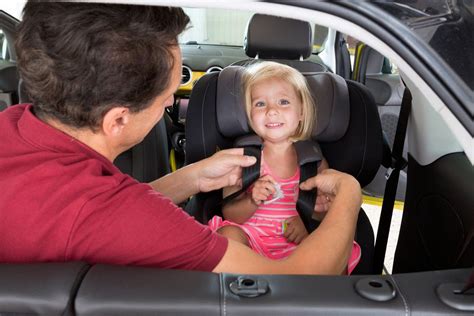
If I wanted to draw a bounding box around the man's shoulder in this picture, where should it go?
[0,104,29,126]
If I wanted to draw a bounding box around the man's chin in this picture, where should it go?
[122,138,144,153]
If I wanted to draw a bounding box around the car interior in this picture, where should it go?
[0,2,473,315]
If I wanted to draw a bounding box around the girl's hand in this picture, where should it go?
[283,216,309,244]
[250,175,277,205]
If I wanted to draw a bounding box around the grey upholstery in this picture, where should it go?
[75,265,221,316]
[1,262,470,314]
[0,262,89,316]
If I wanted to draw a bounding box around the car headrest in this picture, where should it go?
[216,66,350,142]
[244,14,312,60]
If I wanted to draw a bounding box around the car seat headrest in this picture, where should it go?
[216,66,350,142]
[244,14,312,60]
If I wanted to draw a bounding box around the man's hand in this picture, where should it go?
[313,190,331,221]
[284,216,308,244]
[196,148,257,193]
[300,169,362,211]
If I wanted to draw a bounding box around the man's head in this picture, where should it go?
[16,2,189,131]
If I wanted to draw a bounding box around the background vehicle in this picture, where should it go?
[0,0,472,314]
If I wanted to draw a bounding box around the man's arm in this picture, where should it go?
[149,148,256,204]
[213,169,361,275]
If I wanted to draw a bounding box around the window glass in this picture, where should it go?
[180,8,328,54]
[312,24,328,53]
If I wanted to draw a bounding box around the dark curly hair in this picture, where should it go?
[15,1,189,129]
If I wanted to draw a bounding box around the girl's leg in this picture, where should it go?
[217,226,250,247]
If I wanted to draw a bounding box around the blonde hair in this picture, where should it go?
[242,61,316,142]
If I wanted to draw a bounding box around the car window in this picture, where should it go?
[374,1,473,90]
[180,8,328,53]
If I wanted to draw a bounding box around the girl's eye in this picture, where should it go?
[278,99,290,106]
[254,101,265,107]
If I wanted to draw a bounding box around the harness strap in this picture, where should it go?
[222,145,262,205]
[297,160,319,232]
[223,138,322,233]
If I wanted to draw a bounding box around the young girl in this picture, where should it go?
[209,62,360,273]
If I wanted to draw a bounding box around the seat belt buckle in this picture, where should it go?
[386,156,408,180]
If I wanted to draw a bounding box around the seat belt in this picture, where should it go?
[372,86,412,274]
[222,137,322,233]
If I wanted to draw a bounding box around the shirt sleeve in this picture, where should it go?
[66,179,228,272]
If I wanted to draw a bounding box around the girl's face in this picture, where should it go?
[249,77,303,144]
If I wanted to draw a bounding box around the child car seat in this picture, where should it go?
[184,14,384,274]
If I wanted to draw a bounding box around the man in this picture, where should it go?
[0,2,361,275]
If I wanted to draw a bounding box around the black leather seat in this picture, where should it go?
[114,118,171,183]
[0,261,90,316]
[184,14,384,274]
[3,261,470,315]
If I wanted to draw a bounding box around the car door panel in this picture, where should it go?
[394,152,474,273]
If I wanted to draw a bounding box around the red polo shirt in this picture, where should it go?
[0,104,227,271]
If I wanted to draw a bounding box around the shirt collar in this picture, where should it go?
[18,104,111,165]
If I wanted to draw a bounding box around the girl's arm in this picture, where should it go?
[222,175,277,224]
[222,186,258,224]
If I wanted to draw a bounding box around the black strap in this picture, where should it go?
[372,87,411,274]
[222,146,261,205]
[297,161,319,232]
[223,143,320,233]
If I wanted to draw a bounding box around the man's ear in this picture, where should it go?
[102,107,130,136]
